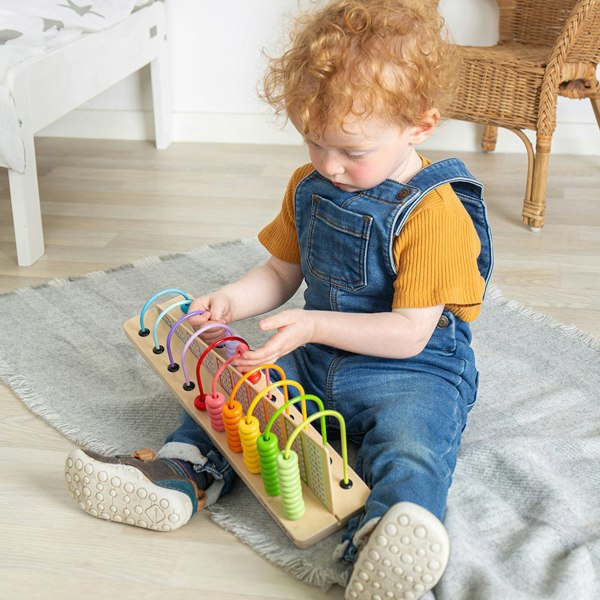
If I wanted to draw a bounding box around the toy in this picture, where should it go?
[124,289,370,548]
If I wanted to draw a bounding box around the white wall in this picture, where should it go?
[39,0,599,155]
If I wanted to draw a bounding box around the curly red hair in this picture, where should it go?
[263,0,458,135]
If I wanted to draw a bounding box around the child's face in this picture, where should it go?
[297,115,433,192]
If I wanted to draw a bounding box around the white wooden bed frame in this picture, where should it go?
[5,1,172,266]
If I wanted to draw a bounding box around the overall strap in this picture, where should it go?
[393,158,494,288]
[404,158,483,199]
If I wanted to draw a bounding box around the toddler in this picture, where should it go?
[65,2,493,598]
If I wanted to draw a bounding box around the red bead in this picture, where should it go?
[248,371,261,384]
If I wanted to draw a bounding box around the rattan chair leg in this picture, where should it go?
[522,134,552,230]
[481,125,498,152]
[506,127,535,225]
[591,97,600,130]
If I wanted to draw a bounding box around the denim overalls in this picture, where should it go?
[165,158,493,558]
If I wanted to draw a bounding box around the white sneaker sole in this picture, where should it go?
[65,449,193,531]
[345,502,450,600]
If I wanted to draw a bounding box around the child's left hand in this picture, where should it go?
[233,309,315,370]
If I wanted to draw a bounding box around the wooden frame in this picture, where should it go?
[125,300,370,548]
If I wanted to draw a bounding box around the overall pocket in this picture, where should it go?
[306,195,372,291]
[424,310,458,355]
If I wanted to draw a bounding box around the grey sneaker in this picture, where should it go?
[345,502,450,600]
[65,448,207,531]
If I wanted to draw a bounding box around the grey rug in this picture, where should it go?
[1,238,599,599]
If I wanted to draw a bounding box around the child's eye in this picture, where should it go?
[344,151,365,160]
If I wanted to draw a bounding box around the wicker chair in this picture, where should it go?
[444,0,600,230]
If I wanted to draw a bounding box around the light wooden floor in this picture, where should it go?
[1,138,598,600]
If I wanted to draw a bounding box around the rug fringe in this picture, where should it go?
[0,355,121,456]
[486,284,600,352]
[208,503,350,590]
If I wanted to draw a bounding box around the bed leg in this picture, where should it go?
[8,129,45,267]
[150,42,173,150]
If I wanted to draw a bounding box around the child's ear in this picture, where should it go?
[408,109,440,144]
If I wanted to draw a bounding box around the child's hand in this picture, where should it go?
[233,309,315,370]
[187,293,233,344]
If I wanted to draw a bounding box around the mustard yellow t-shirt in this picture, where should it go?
[258,160,485,321]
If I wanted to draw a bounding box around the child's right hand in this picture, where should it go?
[186,292,234,344]
[184,256,303,348]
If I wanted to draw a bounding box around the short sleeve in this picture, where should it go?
[257,164,315,264]
[392,184,485,321]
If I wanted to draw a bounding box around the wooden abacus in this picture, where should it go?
[124,289,370,548]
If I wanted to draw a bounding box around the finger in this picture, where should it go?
[235,337,287,367]
[234,350,271,367]
[205,297,232,323]
[235,354,280,372]
[187,311,211,329]
[200,322,230,342]
[258,311,293,332]
[188,297,210,314]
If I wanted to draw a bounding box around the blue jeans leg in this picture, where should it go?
[328,339,477,561]
[278,341,476,521]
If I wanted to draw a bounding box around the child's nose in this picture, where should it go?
[321,154,344,177]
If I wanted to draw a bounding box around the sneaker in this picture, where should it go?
[345,502,450,600]
[65,448,207,531]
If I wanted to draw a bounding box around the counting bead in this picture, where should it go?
[205,392,226,431]
[223,401,243,452]
[247,371,261,384]
[239,416,261,473]
[257,433,280,496]
[276,451,304,520]
[194,394,206,411]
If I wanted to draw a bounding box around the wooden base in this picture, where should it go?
[124,303,370,548]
